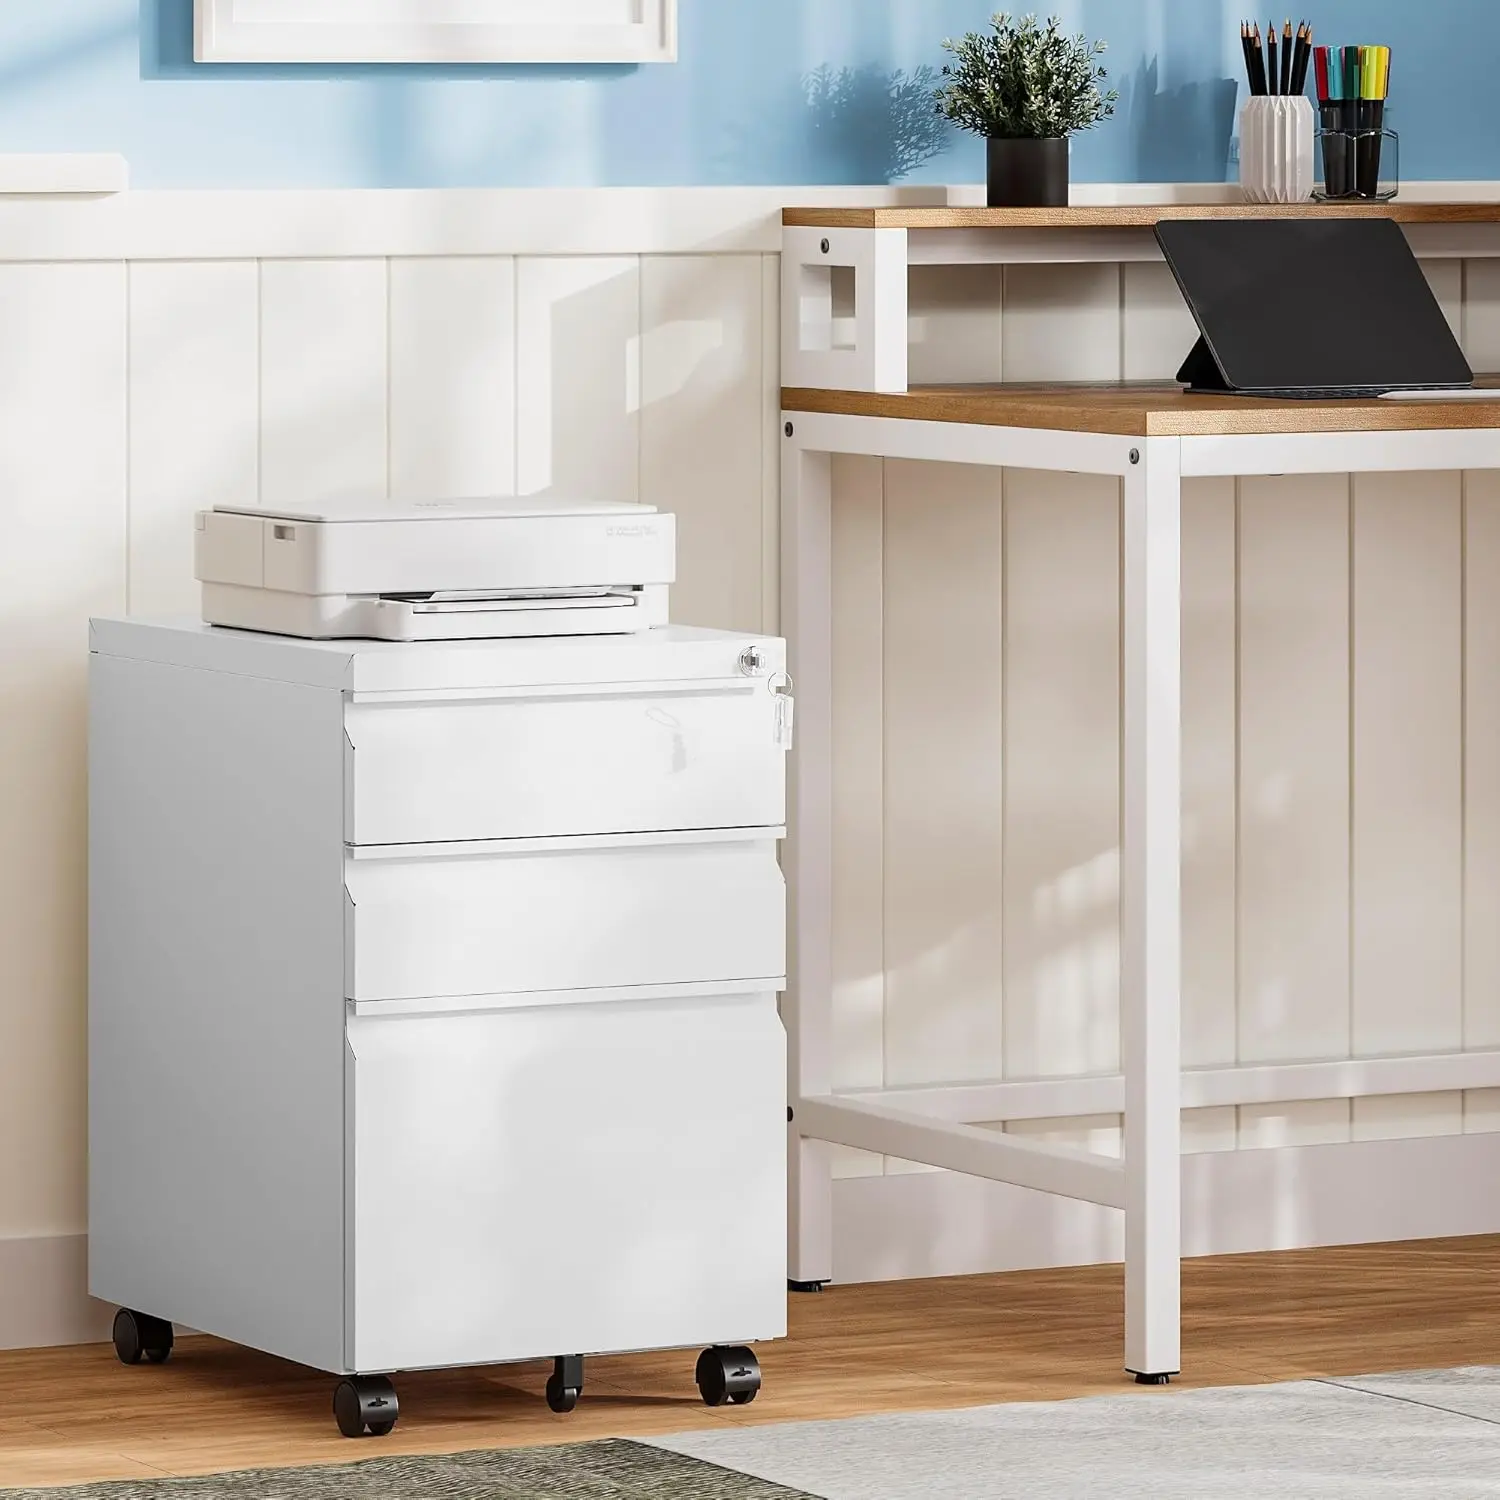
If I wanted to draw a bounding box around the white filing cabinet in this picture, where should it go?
[88,618,789,1436]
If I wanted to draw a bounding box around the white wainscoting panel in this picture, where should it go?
[881,460,1004,1101]
[1001,468,1122,1155]
[260,259,388,505]
[0,264,126,1241]
[127,262,259,617]
[1180,478,1239,1155]
[11,187,1500,1345]
[907,265,1004,385]
[1350,472,1464,1139]
[1000,263,1121,383]
[641,255,766,633]
[516,256,639,504]
[829,455,886,1181]
[1236,475,1353,1148]
[389,256,516,501]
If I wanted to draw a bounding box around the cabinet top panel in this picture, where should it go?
[89,618,782,695]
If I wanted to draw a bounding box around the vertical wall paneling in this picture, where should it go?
[516,257,640,505]
[388,257,516,501]
[1238,476,1352,1146]
[998,265,1123,1149]
[761,255,782,637]
[1464,259,1500,367]
[127,262,258,617]
[829,454,886,1179]
[882,461,1004,1112]
[1461,261,1500,1131]
[1350,472,1464,1138]
[19,226,1500,1289]
[1000,264,1122,384]
[1465,470,1500,1130]
[1001,468,1122,1153]
[0,264,126,1238]
[907,266,1003,386]
[260,259,388,506]
[1122,262,1200,383]
[1180,478,1239,1153]
[641,256,765,633]
[1420,261,1465,344]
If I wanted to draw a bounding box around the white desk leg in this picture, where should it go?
[781,429,835,1288]
[1121,436,1183,1382]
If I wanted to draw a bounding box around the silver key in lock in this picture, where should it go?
[769,672,795,751]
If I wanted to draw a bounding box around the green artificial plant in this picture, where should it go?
[936,12,1118,140]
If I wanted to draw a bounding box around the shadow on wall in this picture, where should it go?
[0,11,136,93]
[719,65,954,184]
[1118,55,1238,183]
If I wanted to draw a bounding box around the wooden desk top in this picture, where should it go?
[781,382,1500,438]
[783,202,1500,230]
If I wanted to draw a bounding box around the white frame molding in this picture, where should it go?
[194,0,678,64]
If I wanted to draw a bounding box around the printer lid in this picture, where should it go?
[212,495,657,525]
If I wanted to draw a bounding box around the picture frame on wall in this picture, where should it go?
[193,0,678,64]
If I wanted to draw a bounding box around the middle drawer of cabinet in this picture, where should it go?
[344,837,786,1001]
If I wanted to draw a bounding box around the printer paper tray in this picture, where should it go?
[396,590,637,616]
[200,582,667,642]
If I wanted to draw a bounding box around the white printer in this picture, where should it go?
[194,495,675,641]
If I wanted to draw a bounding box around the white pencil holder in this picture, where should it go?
[1239,95,1315,203]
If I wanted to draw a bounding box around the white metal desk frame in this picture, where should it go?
[779,217,1500,1383]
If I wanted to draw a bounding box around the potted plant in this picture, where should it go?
[935,12,1118,208]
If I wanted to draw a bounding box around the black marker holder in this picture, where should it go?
[1315,100,1398,201]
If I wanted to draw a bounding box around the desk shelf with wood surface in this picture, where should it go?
[782,201,1500,394]
[779,368,1500,1383]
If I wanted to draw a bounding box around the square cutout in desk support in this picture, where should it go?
[793,261,856,354]
[782,226,909,393]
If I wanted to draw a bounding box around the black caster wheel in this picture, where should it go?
[1133,1372,1173,1386]
[546,1354,584,1414]
[112,1309,174,1366]
[787,1279,827,1294]
[696,1346,761,1407]
[333,1375,399,1438]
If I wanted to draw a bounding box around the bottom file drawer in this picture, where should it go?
[346,988,787,1372]
[344,837,785,1001]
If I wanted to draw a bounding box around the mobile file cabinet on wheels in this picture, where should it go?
[89,497,789,1437]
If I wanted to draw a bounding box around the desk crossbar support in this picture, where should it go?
[1121,435,1184,1380]
[796,1096,1126,1210]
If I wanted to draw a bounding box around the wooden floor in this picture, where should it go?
[3,1237,1498,1488]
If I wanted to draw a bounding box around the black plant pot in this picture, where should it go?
[987,136,1069,207]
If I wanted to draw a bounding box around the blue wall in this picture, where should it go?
[0,2,1491,187]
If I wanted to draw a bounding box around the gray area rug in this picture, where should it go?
[0,1440,815,1500]
[12,1369,1500,1498]
[652,1366,1500,1499]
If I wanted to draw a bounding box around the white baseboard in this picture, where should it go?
[0,181,1495,264]
[831,1132,1500,1284]
[0,1236,113,1351]
[4,1134,1498,1348]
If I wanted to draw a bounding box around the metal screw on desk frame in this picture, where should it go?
[820,238,830,254]
[785,422,794,438]
[1130,449,1140,465]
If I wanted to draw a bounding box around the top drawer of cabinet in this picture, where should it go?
[344,678,787,846]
